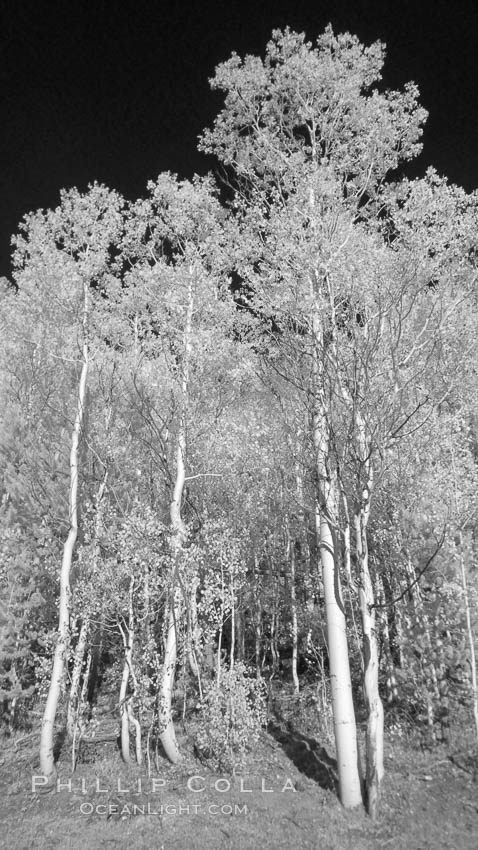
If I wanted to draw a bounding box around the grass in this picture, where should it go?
[0,700,477,850]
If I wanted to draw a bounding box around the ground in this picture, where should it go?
[1,700,477,850]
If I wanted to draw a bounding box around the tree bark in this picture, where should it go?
[405,556,439,737]
[39,279,89,782]
[311,271,362,809]
[317,495,362,808]
[158,271,193,763]
[285,514,299,694]
[235,591,245,662]
[118,575,141,764]
[253,553,262,679]
[451,447,478,741]
[355,506,384,819]
[457,531,478,742]
[67,617,89,740]
[354,413,384,820]
[290,538,300,695]
[119,626,132,764]
[67,469,108,739]
[375,574,399,704]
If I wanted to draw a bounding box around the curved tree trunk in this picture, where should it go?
[158,271,193,763]
[119,634,132,764]
[67,617,89,740]
[355,505,384,819]
[354,412,384,820]
[119,576,138,764]
[39,280,89,782]
[158,580,184,762]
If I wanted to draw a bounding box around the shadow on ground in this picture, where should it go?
[53,728,67,762]
[268,721,338,792]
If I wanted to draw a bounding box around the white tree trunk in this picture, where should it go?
[230,571,236,672]
[457,530,478,741]
[406,556,439,736]
[67,469,108,739]
[285,513,300,694]
[158,272,193,763]
[355,507,384,819]
[354,413,384,820]
[67,617,89,739]
[216,559,225,686]
[311,284,362,809]
[318,498,363,808]
[187,575,201,678]
[451,448,478,740]
[119,576,139,764]
[39,280,89,782]
[375,574,399,704]
[158,583,184,762]
[253,553,262,679]
[119,631,132,764]
[290,538,300,695]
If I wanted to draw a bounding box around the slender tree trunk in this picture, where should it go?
[451,447,478,741]
[311,282,362,809]
[67,469,108,739]
[67,617,89,739]
[71,648,92,772]
[406,556,439,737]
[235,591,245,662]
[382,570,404,669]
[456,529,478,741]
[230,571,236,672]
[270,560,280,678]
[339,481,363,668]
[119,624,132,764]
[143,562,151,647]
[305,168,362,807]
[375,574,398,704]
[317,494,362,808]
[354,414,384,820]
[39,280,89,781]
[285,514,299,694]
[119,575,142,765]
[158,582,183,762]
[290,539,300,694]
[316,450,361,807]
[253,553,262,679]
[187,575,201,677]
[158,271,193,763]
[216,558,225,686]
[355,506,384,819]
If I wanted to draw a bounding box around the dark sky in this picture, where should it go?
[1,0,478,279]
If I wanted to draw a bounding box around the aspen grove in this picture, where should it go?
[1,27,478,820]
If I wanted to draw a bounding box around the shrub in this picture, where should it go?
[195,663,267,771]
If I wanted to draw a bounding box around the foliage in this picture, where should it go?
[195,663,268,771]
[0,24,478,815]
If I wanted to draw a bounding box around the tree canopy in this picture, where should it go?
[1,26,478,822]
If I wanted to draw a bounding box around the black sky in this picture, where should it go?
[1,0,478,279]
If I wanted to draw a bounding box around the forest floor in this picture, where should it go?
[1,693,477,850]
